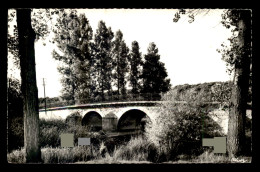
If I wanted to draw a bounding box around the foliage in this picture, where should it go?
[39,115,106,148]
[47,10,172,103]
[104,136,157,162]
[163,81,233,108]
[7,17,20,69]
[8,9,62,69]
[9,115,105,150]
[92,21,114,101]
[8,117,24,152]
[145,101,224,161]
[111,30,129,98]
[129,41,143,95]
[217,9,252,104]
[39,118,68,148]
[52,10,93,103]
[8,77,23,152]
[173,9,211,23]
[8,10,19,64]
[31,9,53,41]
[217,10,252,75]
[7,148,25,163]
[8,77,22,116]
[38,97,60,108]
[7,114,251,163]
[141,42,171,99]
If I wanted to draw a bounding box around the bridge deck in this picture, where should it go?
[39,101,169,112]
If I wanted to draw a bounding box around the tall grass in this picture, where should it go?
[111,136,157,162]
[83,135,158,163]
[7,136,155,164]
[7,148,25,163]
[41,145,100,163]
[7,146,100,164]
[7,136,251,164]
[193,150,230,163]
[190,150,251,163]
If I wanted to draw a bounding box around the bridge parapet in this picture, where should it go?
[39,101,168,112]
[39,93,164,109]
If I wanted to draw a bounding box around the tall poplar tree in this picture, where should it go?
[112,30,129,99]
[52,10,93,104]
[129,40,143,96]
[141,42,171,100]
[92,21,114,101]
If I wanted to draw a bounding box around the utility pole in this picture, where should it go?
[43,78,47,114]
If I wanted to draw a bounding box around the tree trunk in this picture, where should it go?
[227,15,251,157]
[16,9,41,163]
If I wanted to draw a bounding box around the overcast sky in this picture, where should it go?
[8,9,233,98]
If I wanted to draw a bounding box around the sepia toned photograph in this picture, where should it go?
[7,8,252,164]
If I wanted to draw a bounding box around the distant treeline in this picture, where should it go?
[163,81,252,108]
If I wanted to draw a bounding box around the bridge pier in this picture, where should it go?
[102,112,118,132]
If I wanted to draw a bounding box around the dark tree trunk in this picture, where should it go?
[16,9,41,163]
[227,13,251,157]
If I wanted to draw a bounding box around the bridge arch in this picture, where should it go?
[117,109,151,131]
[82,111,102,131]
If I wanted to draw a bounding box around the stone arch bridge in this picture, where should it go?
[39,101,171,133]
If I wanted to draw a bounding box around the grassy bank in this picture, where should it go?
[7,145,251,164]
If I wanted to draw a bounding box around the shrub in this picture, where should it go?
[40,118,68,129]
[39,117,105,148]
[8,117,24,152]
[8,77,23,152]
[66,125,105,146]
[7,148,25,163]
[145,101,224,161]
[109,136,158,162]
[39,118,68,147]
